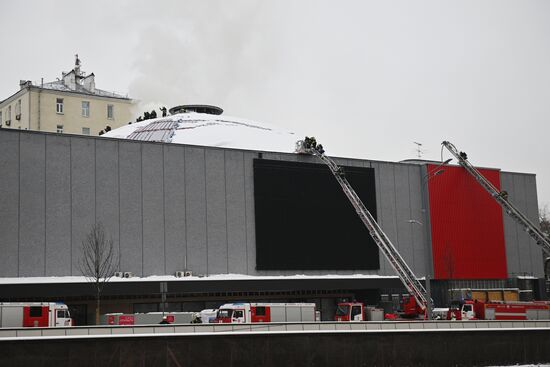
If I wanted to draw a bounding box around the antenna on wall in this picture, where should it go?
[413,142,424,158]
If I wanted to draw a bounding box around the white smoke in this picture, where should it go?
[123,0,550,205]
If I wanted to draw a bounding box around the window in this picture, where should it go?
[15,99,21,118]
[107,104,114,119]
[255,306,266,316]
[81,101,90,117]
[351,306,362,319]
[5,106,11,126]
[335,305,350,316]
[82,127,90,135]
[57,310,67,318]
[29,307,43,317]
[56,124,63,133]
[217,309,232,318]
[56,98,64,114]
[233,310,244,319]
[0,111,2,123]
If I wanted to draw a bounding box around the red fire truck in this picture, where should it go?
[214,303,317,323]
[447,300,550,321]
[0,302,72,327]
[335,297,423,321]
[335,302,365,321]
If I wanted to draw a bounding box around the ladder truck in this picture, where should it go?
[441,141,550,256]
[296,137,433,319]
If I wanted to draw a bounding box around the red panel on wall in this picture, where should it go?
[427,164,507,280]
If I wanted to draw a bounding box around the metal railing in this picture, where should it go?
[1,320,550,340]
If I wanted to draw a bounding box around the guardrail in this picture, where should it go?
[1,320,550,340]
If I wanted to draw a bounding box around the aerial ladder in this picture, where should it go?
[441,140,550,256]
[296,137,433,315]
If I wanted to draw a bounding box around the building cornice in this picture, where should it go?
[29,85,132,102]
[0,87,30,106]
[1,85,132,107]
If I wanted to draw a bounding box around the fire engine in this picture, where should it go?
[335,297,421,321]
[299,139,550,322]
[0,302,72,327]
[399,295,426,318]
[447,300,550,321]
[214,303,317,323]
[101,312,196,325]
[335,302,365,321]
[442,141,550,257]
[297,137,433,319]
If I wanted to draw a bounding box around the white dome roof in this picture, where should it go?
[103,111,300,153]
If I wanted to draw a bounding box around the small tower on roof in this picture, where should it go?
[74,54,82,76]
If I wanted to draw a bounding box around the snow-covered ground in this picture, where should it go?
[0,273,398,284]
[103,111,303,154]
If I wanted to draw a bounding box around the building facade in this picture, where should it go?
[0,56,133,136]
[0,121,545,324]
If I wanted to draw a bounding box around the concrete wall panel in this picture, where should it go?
[118,142,143,275]
[19,133,46,276]
[163,145,187,275]
[501,172,544,278]
[185,147,208,276]
[244,152,257,275]
[524,174,544,277]
[95,139,120,273]
[205,149,228,275]
[408,165,427,275]
[393,164,414,267]
[513,174,533,273]
[70,137,96,275]
[377,162,399,276]
[0,132,19,276]
[225,151,248,274]
[45,135,71,275]
[142,144,165,275]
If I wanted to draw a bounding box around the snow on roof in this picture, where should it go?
[103,111,301,153]
[41,81,128,99]
[0,273,398,285]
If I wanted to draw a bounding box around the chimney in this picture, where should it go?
[82,73,95,93]
[19,80,31,89]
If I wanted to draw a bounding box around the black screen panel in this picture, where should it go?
[254,159,379,270]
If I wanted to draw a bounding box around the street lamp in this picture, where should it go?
[419,157,452,319]
[423,158,452,182]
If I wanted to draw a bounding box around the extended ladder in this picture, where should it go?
[296,137,432,312]
[442,141,550,256]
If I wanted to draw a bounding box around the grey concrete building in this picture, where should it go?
[0,117,545,323]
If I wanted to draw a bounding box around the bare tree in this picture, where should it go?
[442,244,456,303]
[540,205,550,237]
[540,206,550,283]
[78,222,118,325]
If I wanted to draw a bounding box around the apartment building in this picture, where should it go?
[0,56,134,135]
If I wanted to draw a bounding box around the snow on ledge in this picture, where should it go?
[0,273,398,285]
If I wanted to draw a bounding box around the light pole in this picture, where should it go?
[420,158,452,319]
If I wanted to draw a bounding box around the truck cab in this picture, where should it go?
[215,304,249,323]
[335,302,364,321]
[54,305,72,326]
[399,295,425,318]
[447,300,475,320]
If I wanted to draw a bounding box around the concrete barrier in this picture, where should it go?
[1,319,550,339]
[1,327,550,366]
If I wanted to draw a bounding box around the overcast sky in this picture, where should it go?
[1,0,549,208]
